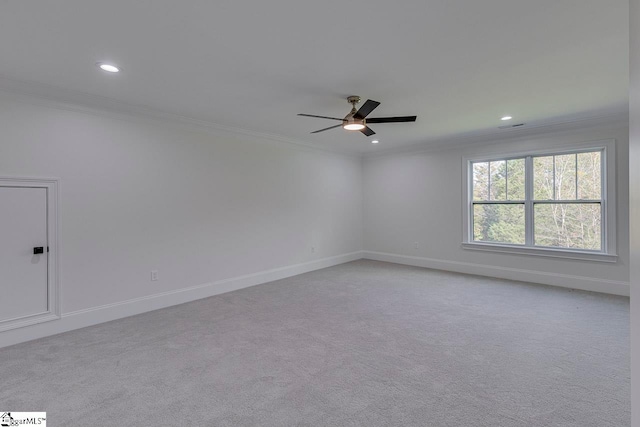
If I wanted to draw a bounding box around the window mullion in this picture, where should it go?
[552,156,556,200]
[525,156,534,246]
[575,153,578,200]
[469,161,475,242]
[488,161,491,201]
[505,160,508,200]
[601,148,606,252]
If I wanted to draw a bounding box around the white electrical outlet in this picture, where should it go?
[414,242,419,249]
[311,246,316,253]
[151,270,159,281]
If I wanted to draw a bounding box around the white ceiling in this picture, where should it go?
[0,0,629,154]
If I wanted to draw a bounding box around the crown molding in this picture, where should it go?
[364,110,629,158]
[0,75,359,158]
[0,75,628,160]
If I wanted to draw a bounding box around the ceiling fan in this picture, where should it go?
[298,96,417,137]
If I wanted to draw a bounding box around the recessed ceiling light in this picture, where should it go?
[97,63,120,73]
[371,140,379,144]
[501,116,513,121]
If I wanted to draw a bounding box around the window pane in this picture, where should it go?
[577,151,602,200]
[554,154,577,200]
[534,203,601,250]
[533,156,554,200]
[489,161,506,200]
[473,204,525,244]
[506,158,525,200]
[472,162,489,201]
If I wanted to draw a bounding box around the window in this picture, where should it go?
[464,142,616,261]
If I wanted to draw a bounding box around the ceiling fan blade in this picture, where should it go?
[311,124,343,134]
[298,113,345,121]
[360,126,376,136]
[353,100,381,119]
[366,116,417,123]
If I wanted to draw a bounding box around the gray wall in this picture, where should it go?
[0,91,362,321]
[363,121,629,294]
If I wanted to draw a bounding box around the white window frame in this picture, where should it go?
[462,139,617,263]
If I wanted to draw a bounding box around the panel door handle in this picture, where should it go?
[33,247,44,255]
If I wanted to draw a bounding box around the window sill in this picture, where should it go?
[462,242,618,263]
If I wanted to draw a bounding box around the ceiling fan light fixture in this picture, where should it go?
[343,117,365,131]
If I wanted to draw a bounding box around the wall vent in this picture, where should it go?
[499,123,526,129]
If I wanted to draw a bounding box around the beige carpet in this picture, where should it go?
[0,260,630,426]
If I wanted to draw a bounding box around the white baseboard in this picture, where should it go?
[3,249,627,349]
[0,251,364,349]
[363,251,630,297]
